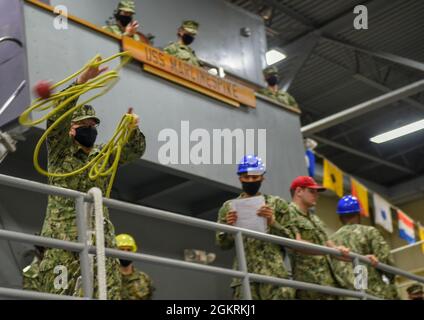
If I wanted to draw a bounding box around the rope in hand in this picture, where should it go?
[19,51,136,197]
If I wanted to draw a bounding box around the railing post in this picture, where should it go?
[283,248,293,279]
[234,231,252,300]
[75,196,93,299]
[353,257,367,300]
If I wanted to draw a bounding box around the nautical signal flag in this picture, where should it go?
[351,178,369,217]
[372,193,393,233]
[323,159,343,197]
[419,224,424,254]
[397,210,415,244]
[305,149,316,177]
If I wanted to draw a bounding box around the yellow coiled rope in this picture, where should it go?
[19,52,135,197]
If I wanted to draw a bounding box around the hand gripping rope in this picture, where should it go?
[19,52,136,198]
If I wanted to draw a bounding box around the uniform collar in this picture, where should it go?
[70,142,99,157]
[289,202,310,217]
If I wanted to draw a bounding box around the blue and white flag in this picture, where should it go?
[373,193,393,233]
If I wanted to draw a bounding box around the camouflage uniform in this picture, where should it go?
[407,284,423,300]
[330,224,400,300]
[38,85,146,299]
[22,256,41,292]
[258,66,300,110]
[103,25,141,42]
[278,202,342,300]
[216,194,295,300]
[103,0,141,41]
[164,21,201,67]
[121,267,154,300]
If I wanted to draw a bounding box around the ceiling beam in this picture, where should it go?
[352,139,424,175]
[280,34,319,91]
[322,36,424,73]
[275,0,390,49]
[302,79,424,135]
[261,0,317,29]
[352,74,424,111]
[388,174,424,204]
[311,135,415,175]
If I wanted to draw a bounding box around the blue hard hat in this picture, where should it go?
[337,195,360,215]
[237,155,266,175]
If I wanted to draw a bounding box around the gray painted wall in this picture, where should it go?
[0,3,306,299]
[48,0,267,85]
[23,4,307,199]
[0,0,31,127]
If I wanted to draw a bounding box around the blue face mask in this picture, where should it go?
[74,126,97,148]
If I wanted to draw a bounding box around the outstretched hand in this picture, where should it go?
[127,107,139,129]
[77,57,108,84]
[125,21,140,37]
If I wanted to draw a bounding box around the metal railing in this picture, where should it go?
[0,173,423,300]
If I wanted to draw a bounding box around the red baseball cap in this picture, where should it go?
[290,176,326,192]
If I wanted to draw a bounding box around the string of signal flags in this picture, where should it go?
[306,149,424,253]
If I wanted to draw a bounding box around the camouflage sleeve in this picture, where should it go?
[46,83,79,165]
[278,210,299,240]
[215,201,235,250]
[130,272,153,300]
[369,227,395,265]
[269,196,292,238]
[118,127,146,166]
[163,42,177,55]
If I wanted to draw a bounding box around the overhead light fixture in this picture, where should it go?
[259,5,274,25]
[266,49,287,66]
[370,119,424,144]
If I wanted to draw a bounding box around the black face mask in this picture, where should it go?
[74,126,97,148]
[119,259,132,267]
[182,33,195,45]
[266,75,279,86]
[117,14,132,27]
[242,181,262,196]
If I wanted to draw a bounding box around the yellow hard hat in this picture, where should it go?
[116,234,137,252]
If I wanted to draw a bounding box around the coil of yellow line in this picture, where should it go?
[19,52,136,197]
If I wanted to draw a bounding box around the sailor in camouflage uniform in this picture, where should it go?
[116,234,154,300]
[278,176,350,300]
[216,155,295,300]
[103,0,141,41]
[38,60,146,299]
[258,66,300,110]
[164,20,201,67]
[330,195,400,300]
[406,283,423,300]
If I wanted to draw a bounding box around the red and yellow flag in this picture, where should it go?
[351,178,369,217]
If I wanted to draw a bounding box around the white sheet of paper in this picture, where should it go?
[231,196,266,233]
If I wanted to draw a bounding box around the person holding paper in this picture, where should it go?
[215,155,295,300]
[330,195,399,299]
[278,176,350,300]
